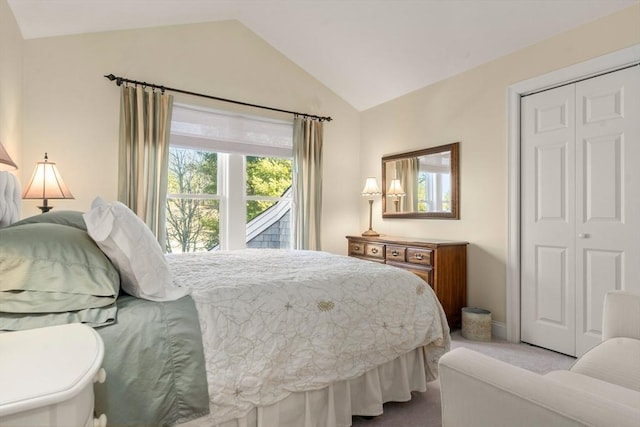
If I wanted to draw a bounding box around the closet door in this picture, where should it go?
[574,66,640,355]
[521,85,577,356]
[521,65,640,357]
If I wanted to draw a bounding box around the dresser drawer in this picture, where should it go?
[406,247,432,266]
[349,241,366,256]
[407,267,433,286]
[385,245,406,262]
[365,243,385,259]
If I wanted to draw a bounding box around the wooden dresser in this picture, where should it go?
[346,235,468,328]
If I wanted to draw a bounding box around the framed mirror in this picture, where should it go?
[382,142,459,219]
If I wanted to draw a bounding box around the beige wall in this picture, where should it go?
[4,2,640,323]
[0,0,23,169]
[360,4,640,324]
[19,20,361,255]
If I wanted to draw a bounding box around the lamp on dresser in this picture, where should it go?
[361,177,381,236]
[22,153,74,213]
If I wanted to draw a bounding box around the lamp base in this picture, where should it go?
[363,198,379,237]
[37,206,52,213]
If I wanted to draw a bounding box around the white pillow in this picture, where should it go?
[83,197,189,302]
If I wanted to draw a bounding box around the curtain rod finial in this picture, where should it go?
[105,74,124,86]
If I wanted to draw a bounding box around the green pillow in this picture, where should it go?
[9,210,87,231]
[0,222,119,331]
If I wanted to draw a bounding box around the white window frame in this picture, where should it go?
[168,104,293,251]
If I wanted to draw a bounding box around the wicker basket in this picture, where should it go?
[461,307,492,341]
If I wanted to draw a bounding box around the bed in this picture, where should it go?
[0,189,450,427]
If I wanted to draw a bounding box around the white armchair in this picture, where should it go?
[602,290,640,341]
[438,290,640,427]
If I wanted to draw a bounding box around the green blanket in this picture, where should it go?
[94,294,209,427]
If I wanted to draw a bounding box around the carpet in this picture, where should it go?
[351,330,576,427]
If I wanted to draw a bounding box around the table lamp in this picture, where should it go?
[22,153,74,213]
[361,177,381,236]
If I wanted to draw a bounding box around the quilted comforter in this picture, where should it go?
[168,249,450,425]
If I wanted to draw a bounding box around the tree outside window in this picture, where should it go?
[166,149,292,253]
[166,148,219,253]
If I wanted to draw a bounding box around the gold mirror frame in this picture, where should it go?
[382,142,460,219]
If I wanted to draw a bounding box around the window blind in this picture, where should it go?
[170,104,293,157]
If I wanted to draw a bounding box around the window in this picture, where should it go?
[166,105,293,253]
[417,170,451,212]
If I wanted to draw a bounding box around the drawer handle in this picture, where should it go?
[371,248,379,254]
[391,250,399,256]
[414,253,424,260]
[94,368,107,384]
[94,414,108,427]
[354,244,361,251]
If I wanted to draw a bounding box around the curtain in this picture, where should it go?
[118,85,174,248]
[292,117,323,250]
[398,158,420,212]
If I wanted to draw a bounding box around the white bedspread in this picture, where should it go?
[168,249,450,424]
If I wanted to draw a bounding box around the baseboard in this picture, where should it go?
[453,320,507,340]
[492,321,507,340]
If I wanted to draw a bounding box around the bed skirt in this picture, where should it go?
[181,346,432,427]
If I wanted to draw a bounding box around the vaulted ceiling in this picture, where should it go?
[7,0,638,111]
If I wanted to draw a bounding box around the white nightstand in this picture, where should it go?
[0,323,107,427]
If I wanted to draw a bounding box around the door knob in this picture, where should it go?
[578,233,590,238]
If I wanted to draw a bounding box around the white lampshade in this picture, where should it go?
[387,179,405,196]
[361,177,381,197]
[0,141,18,171]
[22,153,74,212]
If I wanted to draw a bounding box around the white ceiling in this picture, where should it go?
[7,0,638,111]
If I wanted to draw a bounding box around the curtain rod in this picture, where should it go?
[104,74,332,122]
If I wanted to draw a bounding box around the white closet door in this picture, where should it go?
[574,66,640,356]
[521,65,640,357]
[521,85,577,356]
